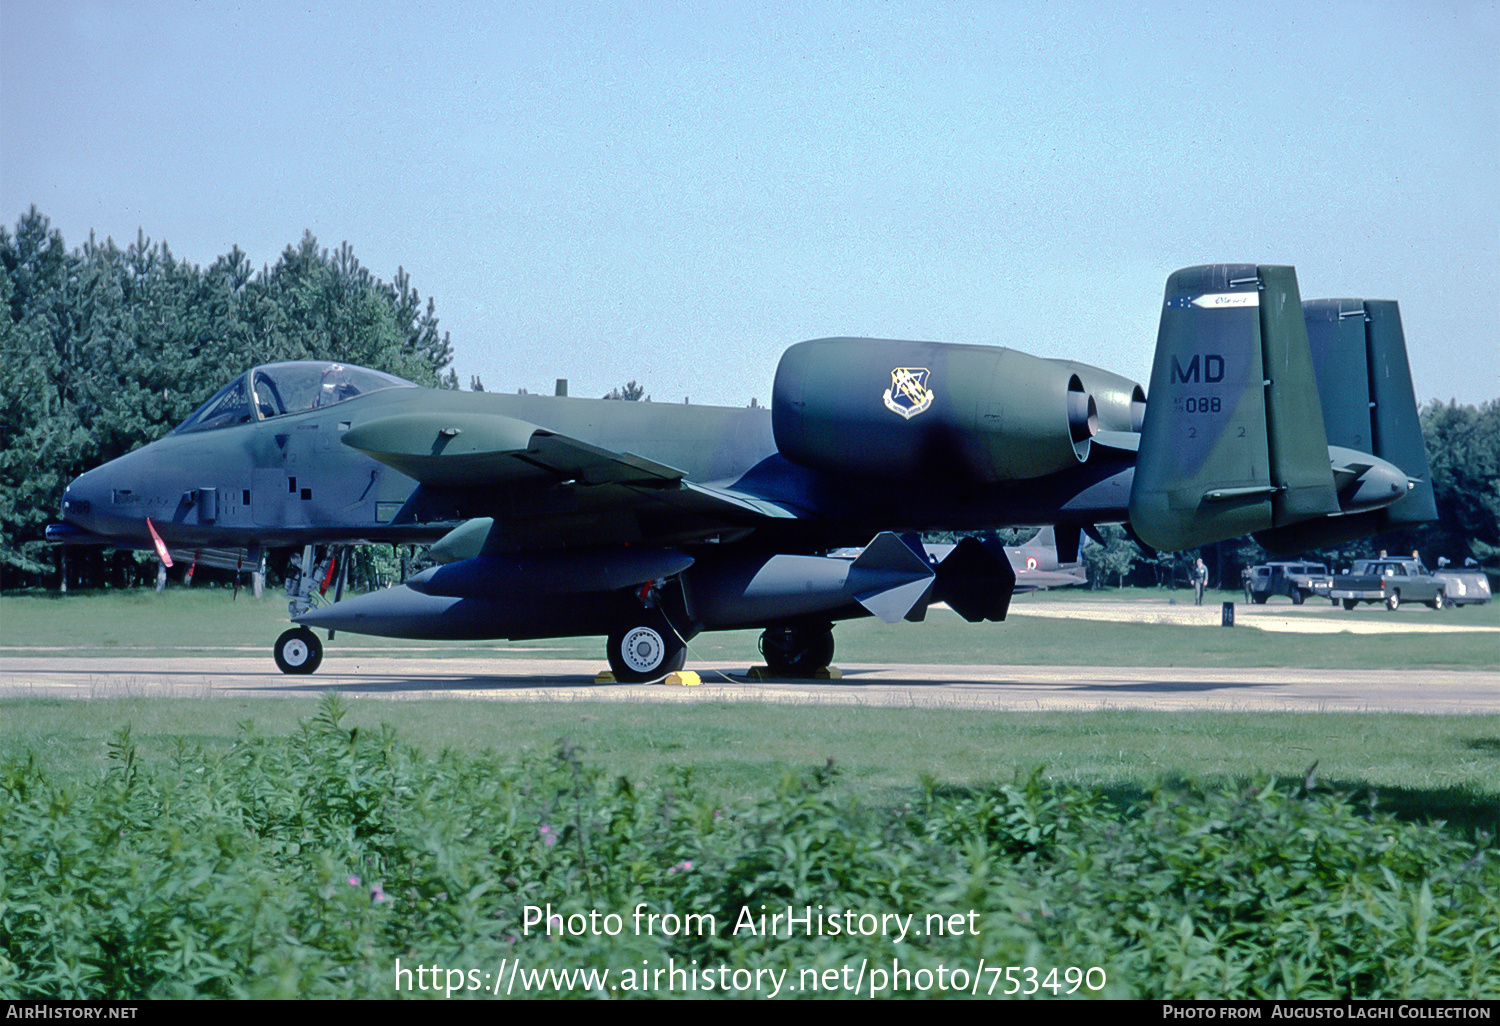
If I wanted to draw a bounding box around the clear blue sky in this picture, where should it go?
[3,0,1496,406]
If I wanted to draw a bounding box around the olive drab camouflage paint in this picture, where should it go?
[54,265,1432,681]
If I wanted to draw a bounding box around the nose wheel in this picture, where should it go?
[274,627,324,675]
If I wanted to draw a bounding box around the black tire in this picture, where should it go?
[274,627,323,675]
[1385,591,1400,611]
[606,616,686,683]
[1342,599,1357,610]
[1252,593,1268,605]
[1291,587,1305,605]
[1430,592,1447,610]
[760,623,836,678]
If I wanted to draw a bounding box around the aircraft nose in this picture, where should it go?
[59,459,151,542]
[61,466,108,524]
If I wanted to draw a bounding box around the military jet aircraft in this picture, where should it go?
[55,264,1435,680]
[974,525,1088,592]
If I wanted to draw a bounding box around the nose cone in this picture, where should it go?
[59,451,160,545]
[61,464,116,532]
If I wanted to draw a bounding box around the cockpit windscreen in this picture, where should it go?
[174,362,417,433]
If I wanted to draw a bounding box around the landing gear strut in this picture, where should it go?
[275,543,347,673]
[759,622,835,678]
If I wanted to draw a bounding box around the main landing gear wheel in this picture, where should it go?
[274,627,323,675]
[760,623,835,678]
[606,618,686,683]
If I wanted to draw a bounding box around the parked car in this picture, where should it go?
[1330,558,1447,610]
[1242,561,1334,605]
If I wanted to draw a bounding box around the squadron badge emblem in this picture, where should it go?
[883,367,934,420]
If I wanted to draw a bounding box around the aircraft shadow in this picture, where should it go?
[231,673,627,696]
[224,667,1289,697]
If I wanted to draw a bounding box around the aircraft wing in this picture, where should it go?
[341,412,690,488]
[342,411,798,551]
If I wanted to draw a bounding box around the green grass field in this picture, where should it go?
[2,698,1494,837]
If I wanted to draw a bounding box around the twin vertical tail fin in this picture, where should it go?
[1129,264,1432,554]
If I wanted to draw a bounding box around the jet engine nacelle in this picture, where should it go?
[772,338,1097,482]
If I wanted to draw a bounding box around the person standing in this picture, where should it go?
[1194,557,1209,605]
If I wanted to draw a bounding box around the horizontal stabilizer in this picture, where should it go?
[1254,511,1385,557]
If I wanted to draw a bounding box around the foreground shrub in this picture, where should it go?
[0,696,1493,998]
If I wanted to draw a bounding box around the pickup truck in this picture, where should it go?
[1330,559,1448,610]
[1242,561,1334,604]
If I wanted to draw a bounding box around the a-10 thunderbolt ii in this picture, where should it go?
[54,264,1435,681]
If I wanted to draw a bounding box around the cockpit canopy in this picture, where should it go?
[173,362,418,433]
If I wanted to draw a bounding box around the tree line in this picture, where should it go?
[1,207,452,584]
[1,206,1495,590]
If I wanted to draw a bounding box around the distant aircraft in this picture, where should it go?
[55,264,1435,680]
[993,525,1089,591]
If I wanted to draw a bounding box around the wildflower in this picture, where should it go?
[370,882,389,903]
[347,875,361,887]
[668,860,693,874]
[539,824,557,846]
